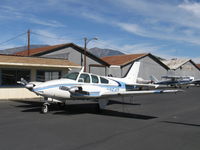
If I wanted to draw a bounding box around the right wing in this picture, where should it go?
[101,89,183,98]
[59,85,183,99]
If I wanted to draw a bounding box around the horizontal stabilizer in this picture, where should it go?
[150,75,159,83]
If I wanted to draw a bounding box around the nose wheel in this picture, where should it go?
[41,103,49,114]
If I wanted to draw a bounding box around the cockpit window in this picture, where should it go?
[78,73,90,83]
[100,77,109,84]
[91,75,99,83]
[62,72,79,80]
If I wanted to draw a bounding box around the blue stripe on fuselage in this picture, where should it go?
[33,82,125,92]
[34,84,77,92]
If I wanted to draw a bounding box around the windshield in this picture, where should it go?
[62,72,79,80]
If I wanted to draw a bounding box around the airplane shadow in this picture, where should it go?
[12,100,43,112]
[162,121,200,127]
[12,100,157,120]
[94,110,157,120]
[54,104,157,120]
[108,100,141,106]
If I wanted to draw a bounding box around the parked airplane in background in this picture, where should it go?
[136,77,152,84]
[19,62,181,113]
[191,79,200,86]
[150,75,194,88]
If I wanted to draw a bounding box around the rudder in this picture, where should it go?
[124,61,140,83]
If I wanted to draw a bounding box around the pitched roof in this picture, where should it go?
[101,53,169,69]
[0,54,80,68]
[15,43,109,66]
[162,58,190,70]
[197,64,200,69]
[15,43,68,56]
[101,53,148,66]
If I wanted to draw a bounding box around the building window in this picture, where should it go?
[36,70,61,82]
[1,69,30,86]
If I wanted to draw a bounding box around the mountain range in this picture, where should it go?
[88,47,124,57]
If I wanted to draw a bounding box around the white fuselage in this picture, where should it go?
[32,73,127,102]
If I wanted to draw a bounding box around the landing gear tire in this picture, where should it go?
[41,104,48,114]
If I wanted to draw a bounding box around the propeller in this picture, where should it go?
[17,78,35,90]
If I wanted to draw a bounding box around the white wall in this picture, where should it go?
[138,56,168,80]
[108,66,121,77]
[0,87,41,100]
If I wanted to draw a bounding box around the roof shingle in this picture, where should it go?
[196,64,200,69]
[15,43,66,56]
[101,53,148,66]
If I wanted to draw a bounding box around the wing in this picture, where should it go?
[60,85,182,99]
[162,76,182,80]
[126,83,159,89]
[101,89,183,98]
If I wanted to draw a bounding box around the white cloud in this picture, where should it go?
[179,2,200,17]
[0,4,65,28]
[33,29,71,45]
[64,0,200,46]
[91,39,163,54]
[120,43,161,54]
[81,12,107,23]
[116,22,147,37]
[192,57,200,64]
[0,44,21,50]
[29,18,65,28]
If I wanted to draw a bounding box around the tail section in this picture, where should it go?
[124,62,140,83]
[150,75,159,83]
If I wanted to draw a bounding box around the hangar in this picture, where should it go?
[101,53,169,80]
[15,43,110,76]
[0,54,80,100]
[162,58,200,79]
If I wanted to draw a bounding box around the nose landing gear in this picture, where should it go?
[41,104,49,114]
[41,102,50,114]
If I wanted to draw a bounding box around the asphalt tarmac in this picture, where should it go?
[0,87,200,150]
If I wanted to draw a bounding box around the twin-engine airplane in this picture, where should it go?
[19,62,181,113]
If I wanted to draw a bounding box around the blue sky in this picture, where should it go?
[1,0,200,62]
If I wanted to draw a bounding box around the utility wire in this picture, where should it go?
[0,32,26,46]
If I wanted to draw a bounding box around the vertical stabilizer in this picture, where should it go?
[80,67,84,73]
[124,62,140,83]
[150,75,159,83]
